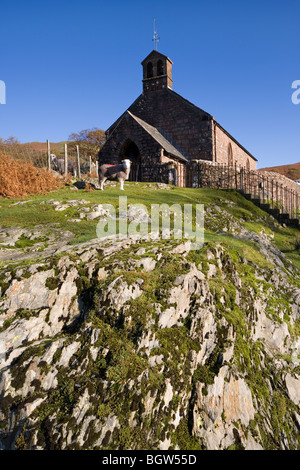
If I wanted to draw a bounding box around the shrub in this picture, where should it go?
[0,153,63,198]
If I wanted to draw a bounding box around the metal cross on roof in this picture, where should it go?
[152,18,160,51]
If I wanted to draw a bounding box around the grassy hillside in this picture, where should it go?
[19,141,71,153]
[0,182,299,271]
[0,182,300,450]
[259,162,300,180]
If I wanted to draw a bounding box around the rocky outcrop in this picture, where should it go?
[0,224,299,450]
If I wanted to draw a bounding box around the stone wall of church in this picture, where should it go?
[100,88,259,185]
[128,89,214,162]
[214,124,257,170]
[98,113,176,184]
[105,89,259,171]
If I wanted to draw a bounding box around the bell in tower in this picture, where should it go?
[141,50,173,93]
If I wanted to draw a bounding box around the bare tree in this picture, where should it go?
[68,128,105,161]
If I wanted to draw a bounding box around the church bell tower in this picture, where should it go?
[141,50,173,93]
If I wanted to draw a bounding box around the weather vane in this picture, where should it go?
[152,18,160,51]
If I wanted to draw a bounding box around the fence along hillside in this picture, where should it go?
[186,160,300,226]
[0,141,98,177]
[0,141,298,225]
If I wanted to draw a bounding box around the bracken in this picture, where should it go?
[0,153,63,198]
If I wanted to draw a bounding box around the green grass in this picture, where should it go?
[204,232,274,269]
[1,183,299,451]
[0,183,299,271]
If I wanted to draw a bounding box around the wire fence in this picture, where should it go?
[186,160,300,224]
[0,142,48,168]
[0,142,98,177]
[1,142,299,224]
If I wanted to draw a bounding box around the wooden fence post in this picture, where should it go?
[64,144,68,178]
[47,140,51,170]
[76,145,81,179]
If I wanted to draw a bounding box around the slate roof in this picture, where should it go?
[127,111,188,162]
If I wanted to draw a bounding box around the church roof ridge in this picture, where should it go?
[141,50,173,65]
[105,94,143,135]
[167,88,257,162]
[168,88,212,118]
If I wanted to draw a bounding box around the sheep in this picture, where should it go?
[50,154,76,176]
[99,159,131,190]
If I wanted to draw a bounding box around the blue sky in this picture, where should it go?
[1,0,299,168]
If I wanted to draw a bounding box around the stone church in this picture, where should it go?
[98,50,257,186]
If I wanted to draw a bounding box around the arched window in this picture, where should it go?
[157,60,164,76]
[147,62,153,78]
[228,143,233,166]
[246,158,250,170]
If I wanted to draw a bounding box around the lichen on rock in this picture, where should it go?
[0,189,299,450]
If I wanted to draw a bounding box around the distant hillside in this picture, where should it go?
[20,130,105,156]
[20,141,71,154]
[259,162,300,181]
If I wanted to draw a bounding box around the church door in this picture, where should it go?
[119,139,142,182]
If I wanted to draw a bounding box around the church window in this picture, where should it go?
[147,62,153,78]
[157,60,164,76]
[228,143,233,166]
